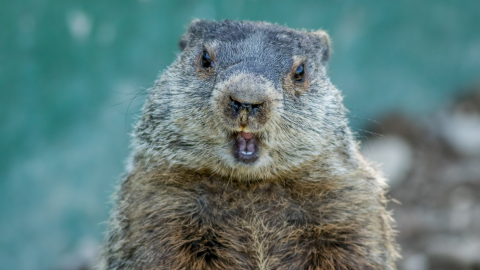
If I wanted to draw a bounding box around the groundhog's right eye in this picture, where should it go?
[200,51,214,68]
[293,64,305,82]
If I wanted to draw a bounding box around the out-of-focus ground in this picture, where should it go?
[362,87,480,270]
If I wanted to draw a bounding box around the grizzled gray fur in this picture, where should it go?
[98,20,399,270]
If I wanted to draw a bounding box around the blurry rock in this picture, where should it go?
[361,135,413,188]
[439,88,480,157]
[440,112,480,157]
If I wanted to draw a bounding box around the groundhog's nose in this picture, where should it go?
[230,96,264,115]
[217,73,276,130]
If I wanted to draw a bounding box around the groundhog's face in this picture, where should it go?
[135,20,345,180]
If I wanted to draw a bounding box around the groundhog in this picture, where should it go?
[98,20,399,270]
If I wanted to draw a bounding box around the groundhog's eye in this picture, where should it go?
[200,51,214,68]
[293,64,305,82]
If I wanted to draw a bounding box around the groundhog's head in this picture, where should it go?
[134,20,352,180]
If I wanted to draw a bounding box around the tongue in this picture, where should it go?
[241,131,253,140]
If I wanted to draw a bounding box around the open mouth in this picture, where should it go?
[234,131,259,164]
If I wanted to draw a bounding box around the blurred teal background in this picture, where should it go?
[1,1,479,269]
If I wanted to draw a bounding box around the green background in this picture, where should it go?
[1,1,479,269]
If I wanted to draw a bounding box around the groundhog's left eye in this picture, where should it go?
[293,64,305,82]
[200,51,214,68]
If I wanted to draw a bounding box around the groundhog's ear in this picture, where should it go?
[178,32,189,51]
[311,29,331,63]
[179,19,213,51]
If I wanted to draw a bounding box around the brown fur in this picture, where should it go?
[98,20,399,270]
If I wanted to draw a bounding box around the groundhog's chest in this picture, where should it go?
[120,173,365,269]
